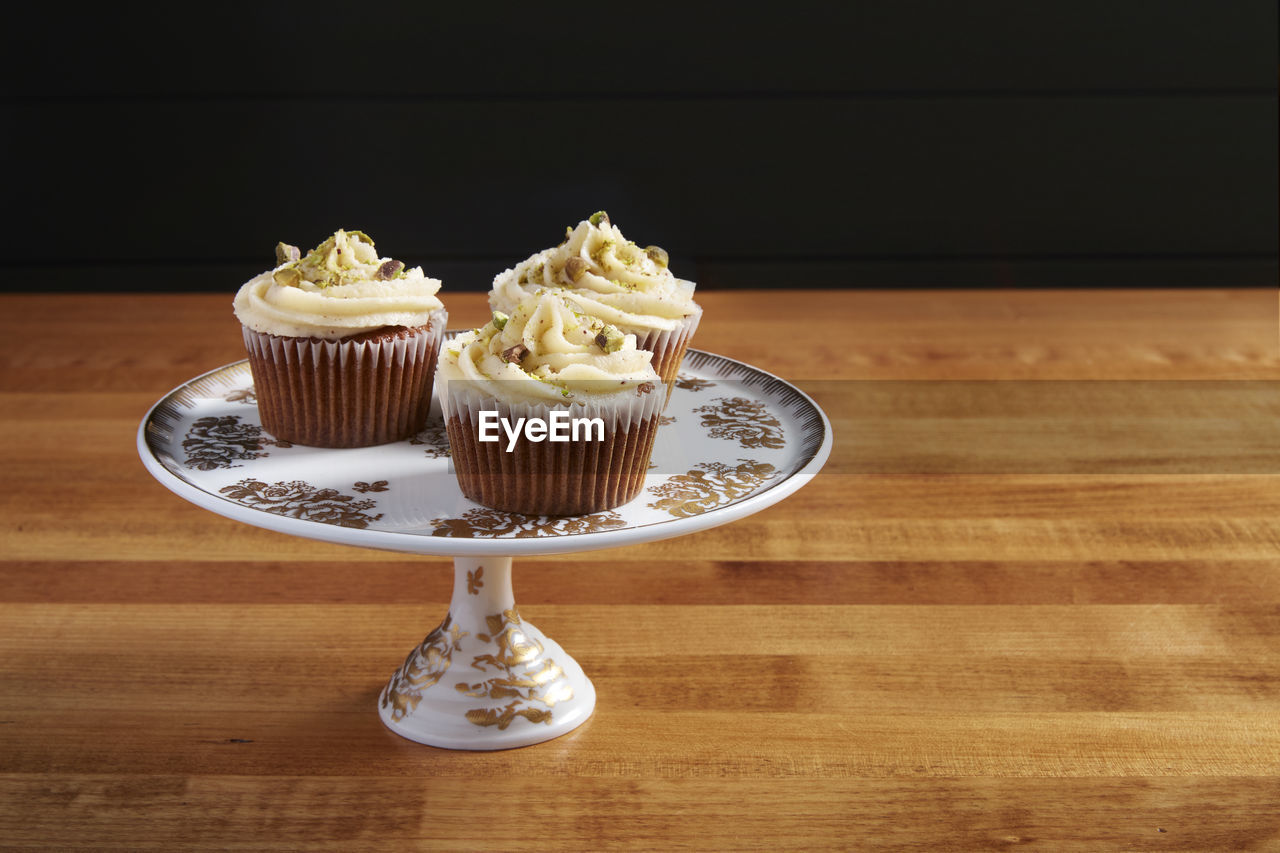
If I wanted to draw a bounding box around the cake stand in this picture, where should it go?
[138,346,831,750]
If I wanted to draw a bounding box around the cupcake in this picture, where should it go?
[489,212,700,387]
[233,229,447,447]
[437,291,665,515]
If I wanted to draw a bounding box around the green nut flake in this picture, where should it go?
[374,259,404,281]
[491,311,510,331]
[588,210,610,227]
[594,324,625,354]
[563,256,588,283]
[645,245,669,268]
[272,266,301,288]
[274,242,301,265]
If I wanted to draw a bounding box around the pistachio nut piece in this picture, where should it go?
[644,245,669,268]
[594,324,625,354]
[588,210,610,227]
[275,242,301,265]
[502,343,530,364]
[374,259,404,281]
[563,256,588,283]
[491,311,510,331]
[272,266,302,288]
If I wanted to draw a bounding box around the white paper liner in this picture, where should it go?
[241,308,447,447]
[439,377,666,515]
[628,303,702,385]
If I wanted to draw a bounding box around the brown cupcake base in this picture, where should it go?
[242,311,446,448]
[445,409,661,516]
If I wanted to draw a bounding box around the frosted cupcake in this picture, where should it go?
[489,212,700,387]
[437,291,665,515]
[233,229,447,447]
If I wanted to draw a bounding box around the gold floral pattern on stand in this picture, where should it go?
[429,508,627,538]
[674,374,715,392]
[409,421,451,458]
[224,386,257,405]
[658,414,677,426]
[353,480,389,494]
[455,609,573,730]
[646,459,779,517]
[218,479,385,528]
[467,566,484,595]
[182,415,291,470]
[381,615,467,722]
[694,396,786,449]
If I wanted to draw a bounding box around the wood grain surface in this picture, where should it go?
[1,289,1278,851]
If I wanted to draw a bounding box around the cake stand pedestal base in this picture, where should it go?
[377,556,596,750]
[140,349,831,751]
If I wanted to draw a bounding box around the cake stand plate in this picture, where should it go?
[138,346,831,750]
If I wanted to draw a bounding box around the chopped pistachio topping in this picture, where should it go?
[275,242,301,265]
[271,229,385,288]
[590,239,614,267]
[594,324,625,354]
[374,259,405,281]
[491,310,509,330]
[588,210,610,227]
[645,245,669,268]
[563,256,587,283]
[502,343,530,364]
[272,266,301,288]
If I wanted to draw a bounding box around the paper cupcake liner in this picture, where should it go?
[242,308,447,448]
[628,304,702,390]
[440,379,665,515]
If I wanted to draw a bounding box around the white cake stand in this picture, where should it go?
[138,347,831,750]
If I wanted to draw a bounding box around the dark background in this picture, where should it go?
[4,2,1276,293]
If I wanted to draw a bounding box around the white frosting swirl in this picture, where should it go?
[233,230,445,340]
[438,291,659,404]
[489,215,697,333]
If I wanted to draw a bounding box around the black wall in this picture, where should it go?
[4,2,1276,293]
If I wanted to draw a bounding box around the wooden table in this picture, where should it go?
[2,289,1277,850]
